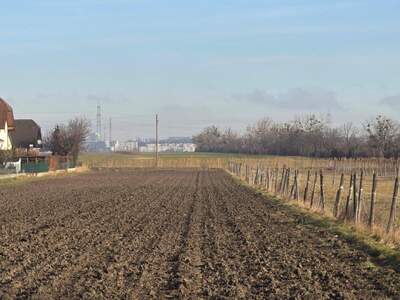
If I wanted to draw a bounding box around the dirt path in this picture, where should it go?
[0,169,399,299]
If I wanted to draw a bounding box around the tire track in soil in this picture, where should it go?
[0,170,188,298]
[175,170,220,299]
[121,170,203,299]
[215,170,400,299]
[121,170,200,299]
[162,171,201,299]
[0,169,400,299]
[203,170,265,299]
[37,171,195,299]
[0,174,164,297]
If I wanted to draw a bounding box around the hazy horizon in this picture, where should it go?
[1,0,399,140]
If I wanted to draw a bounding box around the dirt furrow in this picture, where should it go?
[125,170,200,299]
[0,171,186,298]
[215,170,400,299]
[38,171,193,299]
[0,169,399,299]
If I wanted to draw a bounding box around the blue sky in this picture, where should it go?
[1,0,399,139]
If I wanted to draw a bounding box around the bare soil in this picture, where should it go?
[0,169,399,299]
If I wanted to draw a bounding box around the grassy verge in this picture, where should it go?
[229,171,400,272]
[0,167,89,187]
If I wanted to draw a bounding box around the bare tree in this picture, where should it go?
[46,117,91,164]
[341,122,361,157]
[192,126,223,153]
[45,125,65,155]
[365,115,399,158]
[245,118,273,154]
[221,128,241,153]
[67,118,91,164]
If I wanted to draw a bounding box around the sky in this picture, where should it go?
[1,0,400,140]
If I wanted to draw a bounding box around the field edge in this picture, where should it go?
[226,170,400,273]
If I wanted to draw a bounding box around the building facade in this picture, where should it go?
[139,143,196,153]
[0,98,15,151]
[0,98,42,152]
[113,140,139,152]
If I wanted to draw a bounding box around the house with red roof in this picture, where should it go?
[0,97,42,151]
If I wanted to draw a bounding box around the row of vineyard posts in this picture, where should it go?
[227,161,399,234]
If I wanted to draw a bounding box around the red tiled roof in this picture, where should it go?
[0,97,15,130]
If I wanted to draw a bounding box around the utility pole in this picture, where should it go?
[109,118,112,148]
[96,104,102,141]
[103,121,107,143]
[156,114,159,167]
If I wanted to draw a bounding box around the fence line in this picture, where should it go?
[227,160,400,244]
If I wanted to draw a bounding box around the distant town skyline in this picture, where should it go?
[1,0,400,139]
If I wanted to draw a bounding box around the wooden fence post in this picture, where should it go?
[356,170,364,224]
[320,170,325,212]
[269,168,272,191]
[290,170,296,199]
[303,170,311,203]
[285,168,291,196]
[353,173,358,221]
[255,166,260,185]
[368,172,377,229]
[280,168,286,195]
[268,168,272,192]
[263,168,266,187]
[345,173,354,220]
[295,171,300,201]
[282,169,288,195]
[333,173,344,218]
[310,171,318,208]
[279,167,285,193]
[387,169,399,234]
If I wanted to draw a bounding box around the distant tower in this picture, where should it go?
[103,120,107,143]
[109,118,112,146]
[96,104,102,141]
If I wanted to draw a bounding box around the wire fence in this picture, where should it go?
[228,160,400,245]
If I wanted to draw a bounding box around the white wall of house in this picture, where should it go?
[0,122,12,150]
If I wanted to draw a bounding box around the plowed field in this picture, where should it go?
[0,169,399,299]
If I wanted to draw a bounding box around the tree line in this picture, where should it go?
[193,115,400,158]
